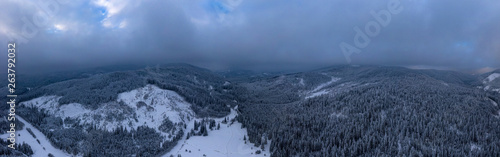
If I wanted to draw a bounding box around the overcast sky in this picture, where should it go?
[1,0,499,74]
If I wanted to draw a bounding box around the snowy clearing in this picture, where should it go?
[20,85,194,138]
[20,96,92,119]
[0,116,74,157]
[311,77,341,92]
[164,107,270,157]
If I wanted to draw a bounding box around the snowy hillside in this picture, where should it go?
[305,77,342,99]
[20,84,194,138]
[165,107,270,157]
[5,65,500,156]
[0,116,73,157]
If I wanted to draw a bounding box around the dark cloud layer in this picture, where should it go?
[1,0,499,74]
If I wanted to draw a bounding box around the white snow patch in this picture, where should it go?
[165,107,270,157]
[299,78,305,86]
[224,81,231,86]
[329,112,347,119]
[441,82,449,86]
[311,77,340,92]
[305,77,341,99]
[483,86,500,93]
[0,116,74,157]
[484,86,491,90]
[21,96,92,119]
[491,99,498,107]
[470,144,481,152]
[115,84,194,134]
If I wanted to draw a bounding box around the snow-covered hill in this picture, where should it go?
[20,84,194,139]
[165,107,270,157]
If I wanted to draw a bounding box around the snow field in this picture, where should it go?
[165,107,270,157]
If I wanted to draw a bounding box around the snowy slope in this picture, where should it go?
[165,107,270,157]
[0,116,74,157]
[20,84,194,138]
[305,77,341,99]
[116,84,194,136]
[18,96,91,119]
[484,73,500,83]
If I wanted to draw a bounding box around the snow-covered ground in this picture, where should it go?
[20,85,194,137]
[0,116,74,157]
[164,107,270,157]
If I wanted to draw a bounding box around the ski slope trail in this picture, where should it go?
[164,107,270,157]
[1,116,74,157]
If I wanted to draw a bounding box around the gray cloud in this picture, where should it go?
[1,0,499,74]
